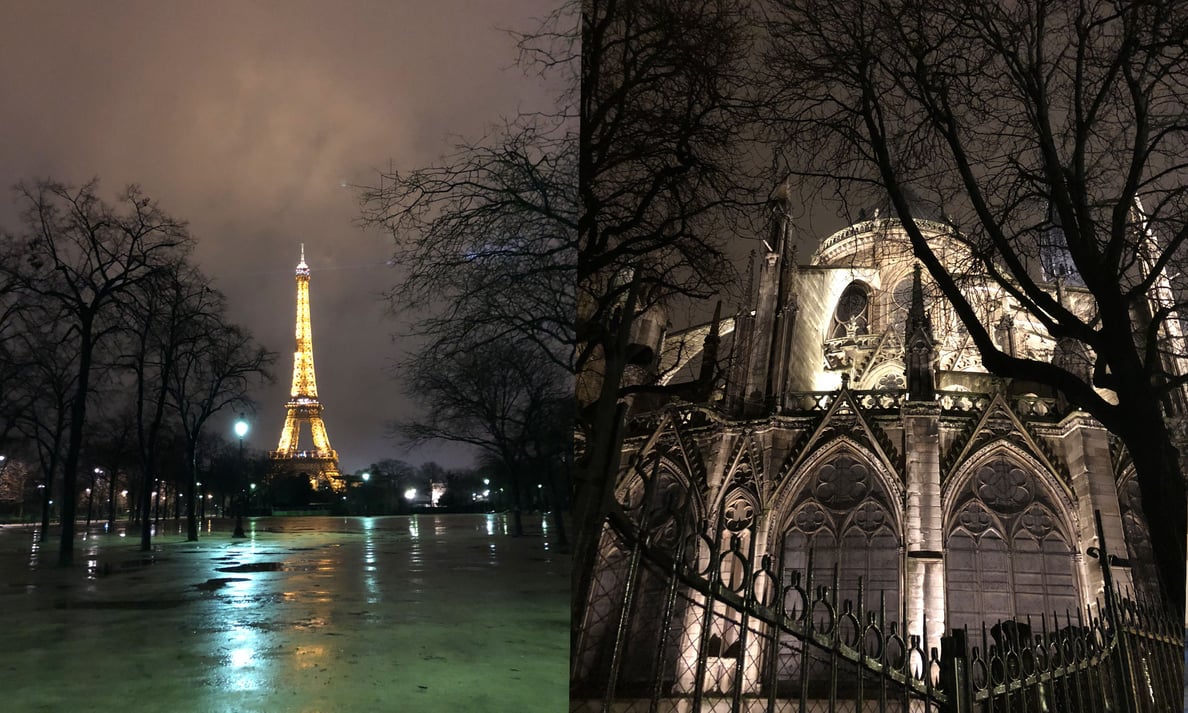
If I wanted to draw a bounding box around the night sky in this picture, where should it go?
[0,1,560,473]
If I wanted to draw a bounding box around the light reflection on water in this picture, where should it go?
[0,513,562,703]
[222,624,262,691]
[293,644,326,670]
[362,517,379,604]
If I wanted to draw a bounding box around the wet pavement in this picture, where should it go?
[0,514,567,712]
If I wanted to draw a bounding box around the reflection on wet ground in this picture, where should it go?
[0,513,568,712]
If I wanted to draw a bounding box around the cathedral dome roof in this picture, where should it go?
[857,187,950,225]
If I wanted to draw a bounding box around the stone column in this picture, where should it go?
[903,401,945,654]
[1056,412,1132,602]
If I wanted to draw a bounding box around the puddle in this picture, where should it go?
[215,562,284,573]
[193,577,250,592]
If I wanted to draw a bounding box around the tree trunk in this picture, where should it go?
[1119,411,1186,613]
[153,484,162,532]
[84,469,95,535]
[572,281,640,626]
[107,468,116,532]
[509,468,524,537]
[58,326,95,566]
[39,476,52,543]
[139,471,153,552]
[186,443,199,541]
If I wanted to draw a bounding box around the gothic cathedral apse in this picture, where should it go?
[573,190,1177,710]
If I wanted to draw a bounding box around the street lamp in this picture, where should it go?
[232,414,249,538]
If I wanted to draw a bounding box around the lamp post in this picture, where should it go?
[358,472,371,515]
[232,415,249,538]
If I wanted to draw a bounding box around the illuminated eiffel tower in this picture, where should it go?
[269,245,343,492]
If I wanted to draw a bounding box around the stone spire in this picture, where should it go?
[741,183,799,416]
[904,263,936,401]
[724,250,757,412]
[1040,200,1083,286]
[1051,279,1091,412]
[695,300,723,402]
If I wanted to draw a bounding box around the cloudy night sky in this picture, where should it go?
[0,1,561,473]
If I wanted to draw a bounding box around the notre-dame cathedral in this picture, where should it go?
[573,189,1175,709]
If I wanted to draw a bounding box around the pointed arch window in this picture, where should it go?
[702,488,759,692]
[945,454,1079,635]
[776,452,901,696]
[781,452,901,617]
[574,459,697,696]
[830,282,870,340]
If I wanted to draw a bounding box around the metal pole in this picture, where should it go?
[232,435,246,538]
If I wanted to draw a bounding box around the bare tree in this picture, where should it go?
[573,0,762,623]
[3,293,80,541]
[170,308,273,542]
[359,5,578,373]
[121,262,202,550]
[362,0,761,621]
[0,179,192,565]
[397,335,570,537]
[86,405,137,531]
[359,7,578,539]
[763,0,1188,607]
[0,272,33,449]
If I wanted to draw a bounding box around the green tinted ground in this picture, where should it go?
[0,514,567,713]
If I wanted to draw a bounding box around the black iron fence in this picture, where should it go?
[572,487,1183,713]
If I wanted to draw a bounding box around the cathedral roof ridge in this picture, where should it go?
[811,215,955,265]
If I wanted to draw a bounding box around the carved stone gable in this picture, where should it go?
[942,395,1070,488]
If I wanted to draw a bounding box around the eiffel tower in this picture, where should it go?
[269,245,343,492]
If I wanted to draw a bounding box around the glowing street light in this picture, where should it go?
[361,472,371,482]
[404,488,417,501]
[232,414,249,538]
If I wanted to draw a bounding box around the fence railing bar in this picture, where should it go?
[579,507,1179,713]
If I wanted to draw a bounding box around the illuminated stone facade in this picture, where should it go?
[585,194,1165,672]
